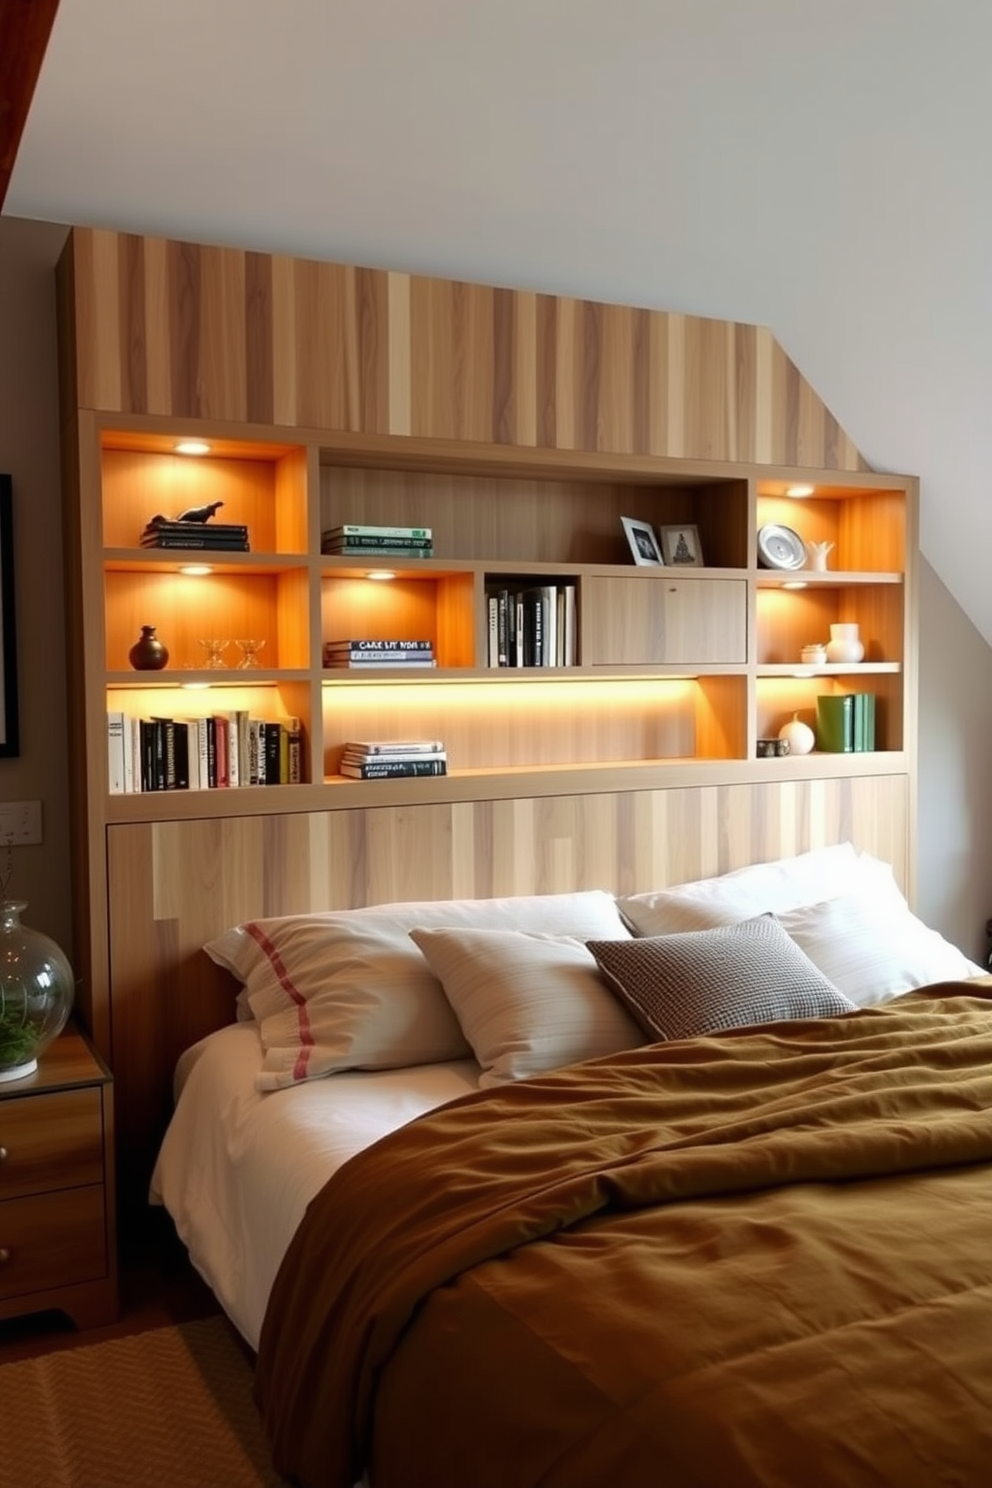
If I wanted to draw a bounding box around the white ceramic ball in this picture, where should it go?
[778,714,815,755]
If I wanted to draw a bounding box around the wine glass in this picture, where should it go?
[198,638,230,669]
[234,638,266,669]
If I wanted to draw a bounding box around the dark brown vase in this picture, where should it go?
[128,624,169,670]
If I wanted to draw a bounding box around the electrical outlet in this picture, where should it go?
[0,801,43,846]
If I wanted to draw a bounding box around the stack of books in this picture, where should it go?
[815,693,876,752]
[140,520,250,551]
[323,638,436,669]
[321,524,433,557]
[340,739,447,779]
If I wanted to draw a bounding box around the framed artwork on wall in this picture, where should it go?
[0,477,20,757]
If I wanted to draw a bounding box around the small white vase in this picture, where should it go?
[805,540,834,571]
[825,622,864,664]
[778,713,815,756]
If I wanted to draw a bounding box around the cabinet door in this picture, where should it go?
[583,578,746,666]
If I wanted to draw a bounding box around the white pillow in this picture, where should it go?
[203,890,631,1090]
[776,893,987,1008]
[617,845,903,936]
[409,927,643,1087]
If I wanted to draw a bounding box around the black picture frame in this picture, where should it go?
[0,477,20,757]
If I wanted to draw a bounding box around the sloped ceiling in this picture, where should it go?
[6,0,992,645]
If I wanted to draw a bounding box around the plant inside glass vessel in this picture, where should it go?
[0,848,75,1082]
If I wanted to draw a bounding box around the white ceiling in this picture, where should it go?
[7,0,992,644]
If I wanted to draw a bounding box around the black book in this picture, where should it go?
[141,534,251,550]
[206,716,218,789]
[324,639,434,652]
[262,722,282,785]
[322,541,434,553]
[144,526,249,544]
[340,758,448,779]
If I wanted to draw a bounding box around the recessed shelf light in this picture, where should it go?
[178,564,213,576]
[785,483,815,498]
[174,440,211,456]
[782,580,808,590]
[365,570,396,581]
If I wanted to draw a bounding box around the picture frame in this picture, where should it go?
[621,515,664,567]
[0,477,19,758]
[658,523,704,568]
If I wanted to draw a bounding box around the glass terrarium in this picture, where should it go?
[0,901,75,1082]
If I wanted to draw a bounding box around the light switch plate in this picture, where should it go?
[0,800,43,845]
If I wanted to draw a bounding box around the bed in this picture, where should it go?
[150,843,992,1488]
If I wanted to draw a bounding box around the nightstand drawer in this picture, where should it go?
[0,1185,107,1301]
[0,1088,104,1198]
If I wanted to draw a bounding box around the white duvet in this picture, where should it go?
[149,1023,481,1349]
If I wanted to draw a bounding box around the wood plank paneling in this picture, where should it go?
[106,775,908,1184]
[64,229,871,471]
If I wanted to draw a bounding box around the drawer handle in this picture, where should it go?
[0,1248,9,1266]
[0,1147,7,1162]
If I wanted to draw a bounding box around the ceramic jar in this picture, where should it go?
[801,643,827,666]
[824,622,864,664]
[129,624,169,670]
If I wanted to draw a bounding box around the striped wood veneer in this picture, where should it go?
[108,774,908,1189]
[63,228,868,471]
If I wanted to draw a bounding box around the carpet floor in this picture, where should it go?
[0,1315,290,1487]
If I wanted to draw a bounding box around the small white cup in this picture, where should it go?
[805,540,834,571]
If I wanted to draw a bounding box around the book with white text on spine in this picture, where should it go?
[340,757,448,779]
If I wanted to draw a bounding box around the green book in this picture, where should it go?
[864,692,876,751]
[849,692,877,752]
[816,694,854,752]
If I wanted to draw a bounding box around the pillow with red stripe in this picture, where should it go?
[204,890,631,1090]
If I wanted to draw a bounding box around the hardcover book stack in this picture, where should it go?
[815,693,876,753]
[323,639,437,669]
[140,521,250,551]
[339,739,447,779]
[321,524,433,557]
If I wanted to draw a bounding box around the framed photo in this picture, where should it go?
[658,523,704,568]
[621,515,664,567]
[0,477,19,757]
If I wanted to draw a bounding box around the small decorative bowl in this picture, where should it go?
[800,644,827,665]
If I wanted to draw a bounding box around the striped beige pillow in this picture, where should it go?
[587,915,856,1042]
[409,927,644,1086]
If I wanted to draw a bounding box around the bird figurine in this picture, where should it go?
[174,500,225,524]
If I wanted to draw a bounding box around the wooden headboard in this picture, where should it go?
[109,777,909,1199]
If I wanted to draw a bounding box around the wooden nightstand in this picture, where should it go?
[0,1024,118,1329]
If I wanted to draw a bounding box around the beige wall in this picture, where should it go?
[916,558,992,961]
[0,216,72,956]
[2,213,989,966]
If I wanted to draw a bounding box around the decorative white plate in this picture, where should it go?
[757,523,806,570]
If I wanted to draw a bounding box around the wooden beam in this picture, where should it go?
[0,0,60,211]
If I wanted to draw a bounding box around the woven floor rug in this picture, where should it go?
[0,1316,289,1487]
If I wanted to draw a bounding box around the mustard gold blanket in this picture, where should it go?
[255,985,992,1488]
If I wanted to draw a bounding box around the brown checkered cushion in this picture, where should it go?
[587,915,856,1041]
